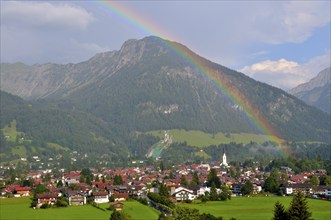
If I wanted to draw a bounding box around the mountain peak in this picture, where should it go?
[290,67,331,94]
[289,67,330,114]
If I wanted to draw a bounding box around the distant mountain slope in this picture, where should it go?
[0,91,121,154]
[1,36,330,144]
[289,67,330,114]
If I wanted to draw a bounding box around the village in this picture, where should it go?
[1,151,330,212]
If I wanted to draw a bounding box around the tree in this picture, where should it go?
[79,175,85,183]
[159,183,169,197]
[86,176,92,185]
[81,168,93,179]
[264,176,279,193]
[110,210,131,220]
[180,175,188,187]
[43,173,51,182]
[55,196,68,207]
[207,169,221,188]
[95,175,100,182]
[319,175,331,186]
[310,175,319,192]
[34,183,49,195]
[102,176,106,183]
[158,213,172,220]
[174,206,200,220]
[56,180,63,188]
[160,161,165,172]
[272,201,288,220]
[191,172,200,186]
[113,174,123,185]
[219,186,231,201]
[209,183,218,201]
[287,191,312,220]
[241,180,253,196]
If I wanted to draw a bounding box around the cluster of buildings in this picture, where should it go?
[1,153,330,208]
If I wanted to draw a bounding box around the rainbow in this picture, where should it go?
[93,1,285,146]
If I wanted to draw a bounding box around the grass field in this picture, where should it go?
[0,197,159,220]
[148,129,281,147]
[178,196,331,220]
[2,120,24,143]
[1,196,329,220]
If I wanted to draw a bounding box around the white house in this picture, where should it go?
[172,187,196,201]
[197,187,210,196]
[283,186,293,195]
[92,191,109,203]
[325,188,331,198]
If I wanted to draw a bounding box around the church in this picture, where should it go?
[220,149,229,167]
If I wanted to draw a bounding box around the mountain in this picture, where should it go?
[1,36,330,149]
[289,67,331,114]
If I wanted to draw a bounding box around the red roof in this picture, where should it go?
[15,186,31,191]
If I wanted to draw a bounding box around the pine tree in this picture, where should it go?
[207,169,221,188]
[159,183,169,197]
[209,183,219,201]
[287,191,312,220]
[272,201,288,220]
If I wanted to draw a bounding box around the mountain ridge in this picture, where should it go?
[289,67,330,114]
[1,36,330,145]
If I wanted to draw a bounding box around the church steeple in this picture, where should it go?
[220,148,228,167]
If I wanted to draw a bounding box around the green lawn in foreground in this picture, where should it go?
[148,129,281,147]
[0,197,159,220]
[178,196,331,220]
[1,196,329,220]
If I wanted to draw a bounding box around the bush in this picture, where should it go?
[30,199,37,208]
[107,204,115,211]
[109,195,115,202]
[87,197,94,204]
[55,197,68,207]
[184,199,192,203]
[137,197,148,205]
[40,203,51,209]
[200,195,209,203]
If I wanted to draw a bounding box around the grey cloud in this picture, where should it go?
[1,1,94,30]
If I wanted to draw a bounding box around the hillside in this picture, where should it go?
[1,36,330,151]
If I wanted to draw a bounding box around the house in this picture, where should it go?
[112,186,129,201]
[197,186,210,196]
[67,190,86,205]
[232,184,243,195]
[325,188,331,198]
[291,183,312,195]
[172,187,196,201]
[14,186,31,197]
[252,184,262,194]
[110,202,124,211]
[36,193,58,205]
[280,185,293,195]
[92,191,109,203]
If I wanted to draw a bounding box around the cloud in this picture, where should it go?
[72,40,110,55]
[248,1,331,44]
[1,1,94,30]
[240,51,331,90]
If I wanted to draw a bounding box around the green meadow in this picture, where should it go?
[178,196,331,220]
[2,120,24,143]
[148,129,281,147]
[1,196,329,220]
[0,197,159,220]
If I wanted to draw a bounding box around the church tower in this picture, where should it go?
[220,148,228,167]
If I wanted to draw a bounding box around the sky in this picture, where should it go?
[1,1,330,91]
